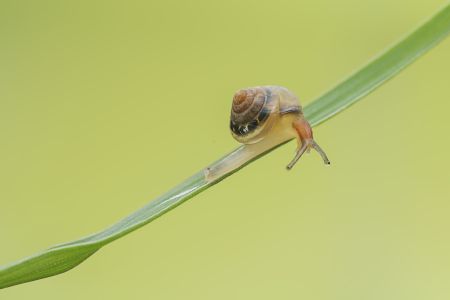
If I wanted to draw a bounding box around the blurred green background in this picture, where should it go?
[1,0,449,298]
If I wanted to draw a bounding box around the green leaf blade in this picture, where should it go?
[0,246,99,289]
[305,4,450,126]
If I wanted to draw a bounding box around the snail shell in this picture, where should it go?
[230,86,301,144]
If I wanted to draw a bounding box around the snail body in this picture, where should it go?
[230,85,329,169]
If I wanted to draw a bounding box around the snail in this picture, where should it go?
[230,86,329,169]
[205,86,329,181]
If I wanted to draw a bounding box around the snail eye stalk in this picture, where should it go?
[286,118,330,170]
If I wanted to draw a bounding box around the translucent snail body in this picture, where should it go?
[205,85,329,182]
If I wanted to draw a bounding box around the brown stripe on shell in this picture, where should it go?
[230,87,267,125]
[232,89,254,113]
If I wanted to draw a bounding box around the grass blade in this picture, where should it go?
[304,4,450,125]
[1,4,449,289]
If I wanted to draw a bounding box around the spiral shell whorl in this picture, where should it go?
[231,88,266,122]
[230,87,274,143]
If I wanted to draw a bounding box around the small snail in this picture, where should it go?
[204,85,329,181]
[230,86,329,169]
